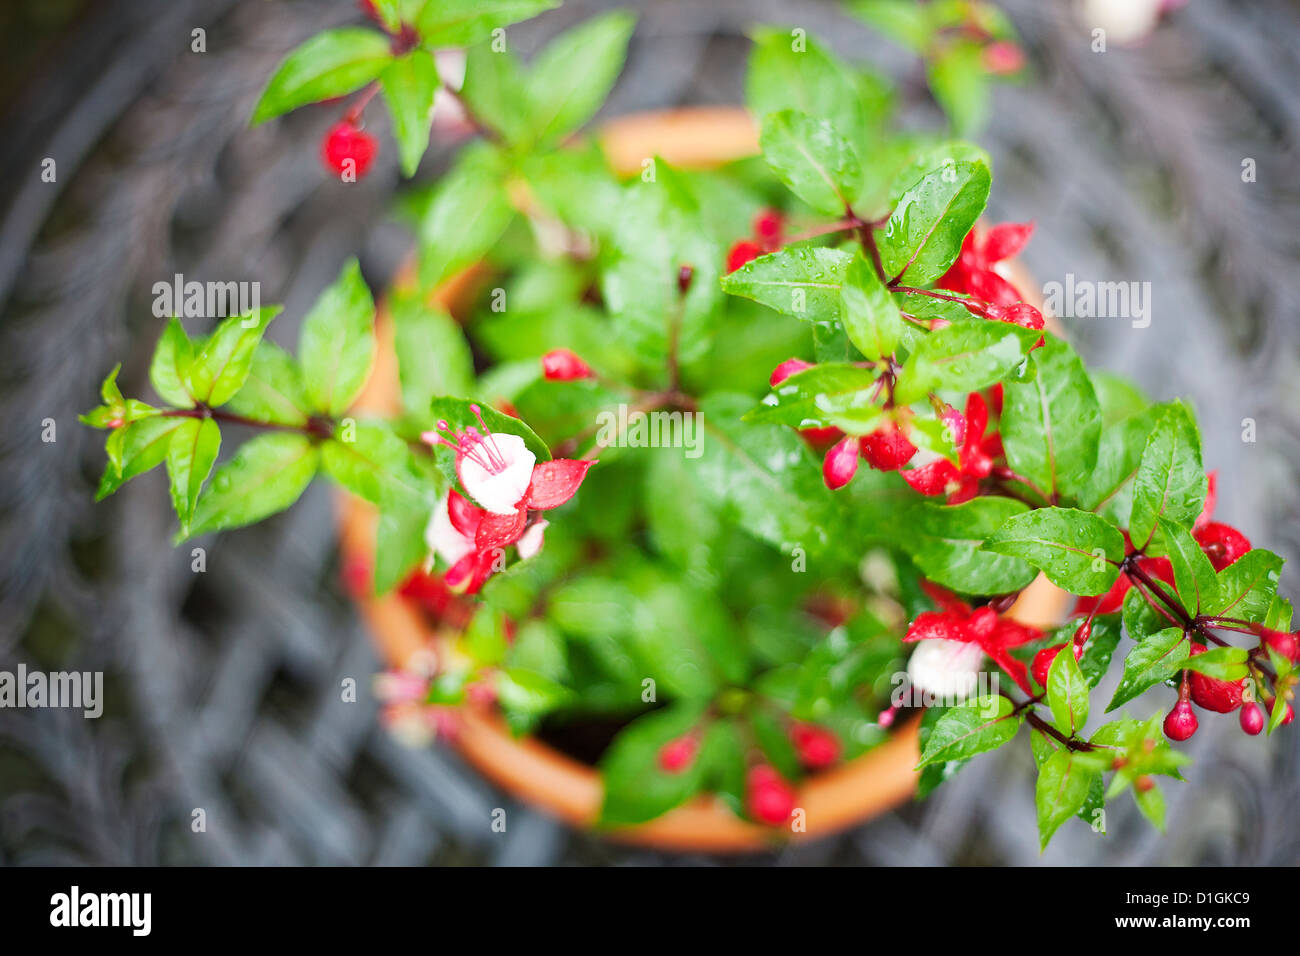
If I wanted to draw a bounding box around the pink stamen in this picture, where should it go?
[420,407,510,475]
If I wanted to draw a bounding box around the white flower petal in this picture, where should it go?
[425,495,474,566]
[516,520,548,560]
[906,638,985,701]
[458,432,535,514]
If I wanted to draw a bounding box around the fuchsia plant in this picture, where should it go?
[81,0,1296,847]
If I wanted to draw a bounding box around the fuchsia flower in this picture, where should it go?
[902,392,1001,503]
[904,584,1043,696]
[422,405,595,593]
[939,221,1035,307]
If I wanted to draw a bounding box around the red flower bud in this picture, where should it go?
[1187,643,1244,713]
[791,723,840,769]
[658,735,698,773]
[322,119,377,178]
[859,421,917,472]
[745,765,796,825]
[726,239,763,274]
[822,434,860,490]
[752,208,784,250]
[540,348,593,381]
[1163,700,1198,741]
[1260,628,1300,664]
[770,357,814,387]
[1239,703,1265,736]
[1192,521,1251,571]
[1031,641,1084,689]
[982,41,1025,75]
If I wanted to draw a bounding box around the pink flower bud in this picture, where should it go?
[541,349,593,381]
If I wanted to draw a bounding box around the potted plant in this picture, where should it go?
[81,0,1296,853]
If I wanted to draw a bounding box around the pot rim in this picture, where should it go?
[338,105,1070,852]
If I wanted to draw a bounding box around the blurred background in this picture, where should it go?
[2,0,1299,865]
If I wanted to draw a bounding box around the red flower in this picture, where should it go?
[939,222,1035,307]
[902,392,1000,503]
[726,239,762,274]
[904,585,1043,694]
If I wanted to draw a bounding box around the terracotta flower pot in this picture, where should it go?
[337,106,1071,852]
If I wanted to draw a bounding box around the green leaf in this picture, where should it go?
[526,11,635,147]
[839,254,905,361]
[982,507,1124,596]
[390,291,476,421]
[1133,781,1166,831]
[746,27,873,166]
[720,246,853,322]
[1107,627,1189,712]
[187,306,281,407]
[879,159,990,285]
[380,49,439,177]
[320,422,430,509]
[915,694,1020,767]
[149,317,195,406]
[1128,402,1205,549]
[459,43,531,145]
[373,493,436,595]
[1077,614,1122,687]
[165,416,220,534]
[745,363,879,431]
[1182,645,1248,682]
[494,667,573,720]
[598,701,709,826]
[751,708,802,780]
[1269,692,1290,735]
[1208,549,1284,622]
[189,433,319,536]
[1000,336,1102,503]
[96,415,190,501]
[416,0,560,47]
[224,341,313,427]
[1046,636,1090,736]
[1154,516,1220,616]
[894,319,1037,404]
[902,497,1039,595]
[299,259,375,417]
[418,146,514,289]
[759,109,863,215]
[251,29,393,125]
[1035,749,1097,849]
[1078,405,1162,526]
[694,392,838,553]
[927,40,990,135]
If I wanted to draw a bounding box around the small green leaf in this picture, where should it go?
[895,319,1037,404]
[495,667,574,718]
[720,246,853,322]
[149,317,196,406]
[525,11,636,147]
[1133,780,1166,831]
[416,0,560,47]
[251,29,393,125]
[1153,516,1220,616]
[1128,402,1205,549]
[1035,748,1097,849]
[759,109,863,215]
[839,254,904,361]
[1046,637,1090,737]
[418,146,514,289]
[1107,627,1189,712]
[459,42,531,145]
[1207,548,1283,623]
[187,306,282,407]
[224,341,313,427]
[95,415,190,501]
[598,701,709,826]
[901,497,1039,595]
[299,259,375,417]
[927,40,990,135]
[165,416,220,533]
[879,159,990,285]
[189,432,319,536]
[982,507,1124,596]
[1182,645,1248,682]
[381,49,439,177]
[916,694,1020,767]
[390,292,476,422]
[1000,336,1102,503]
[745,363,880,431]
